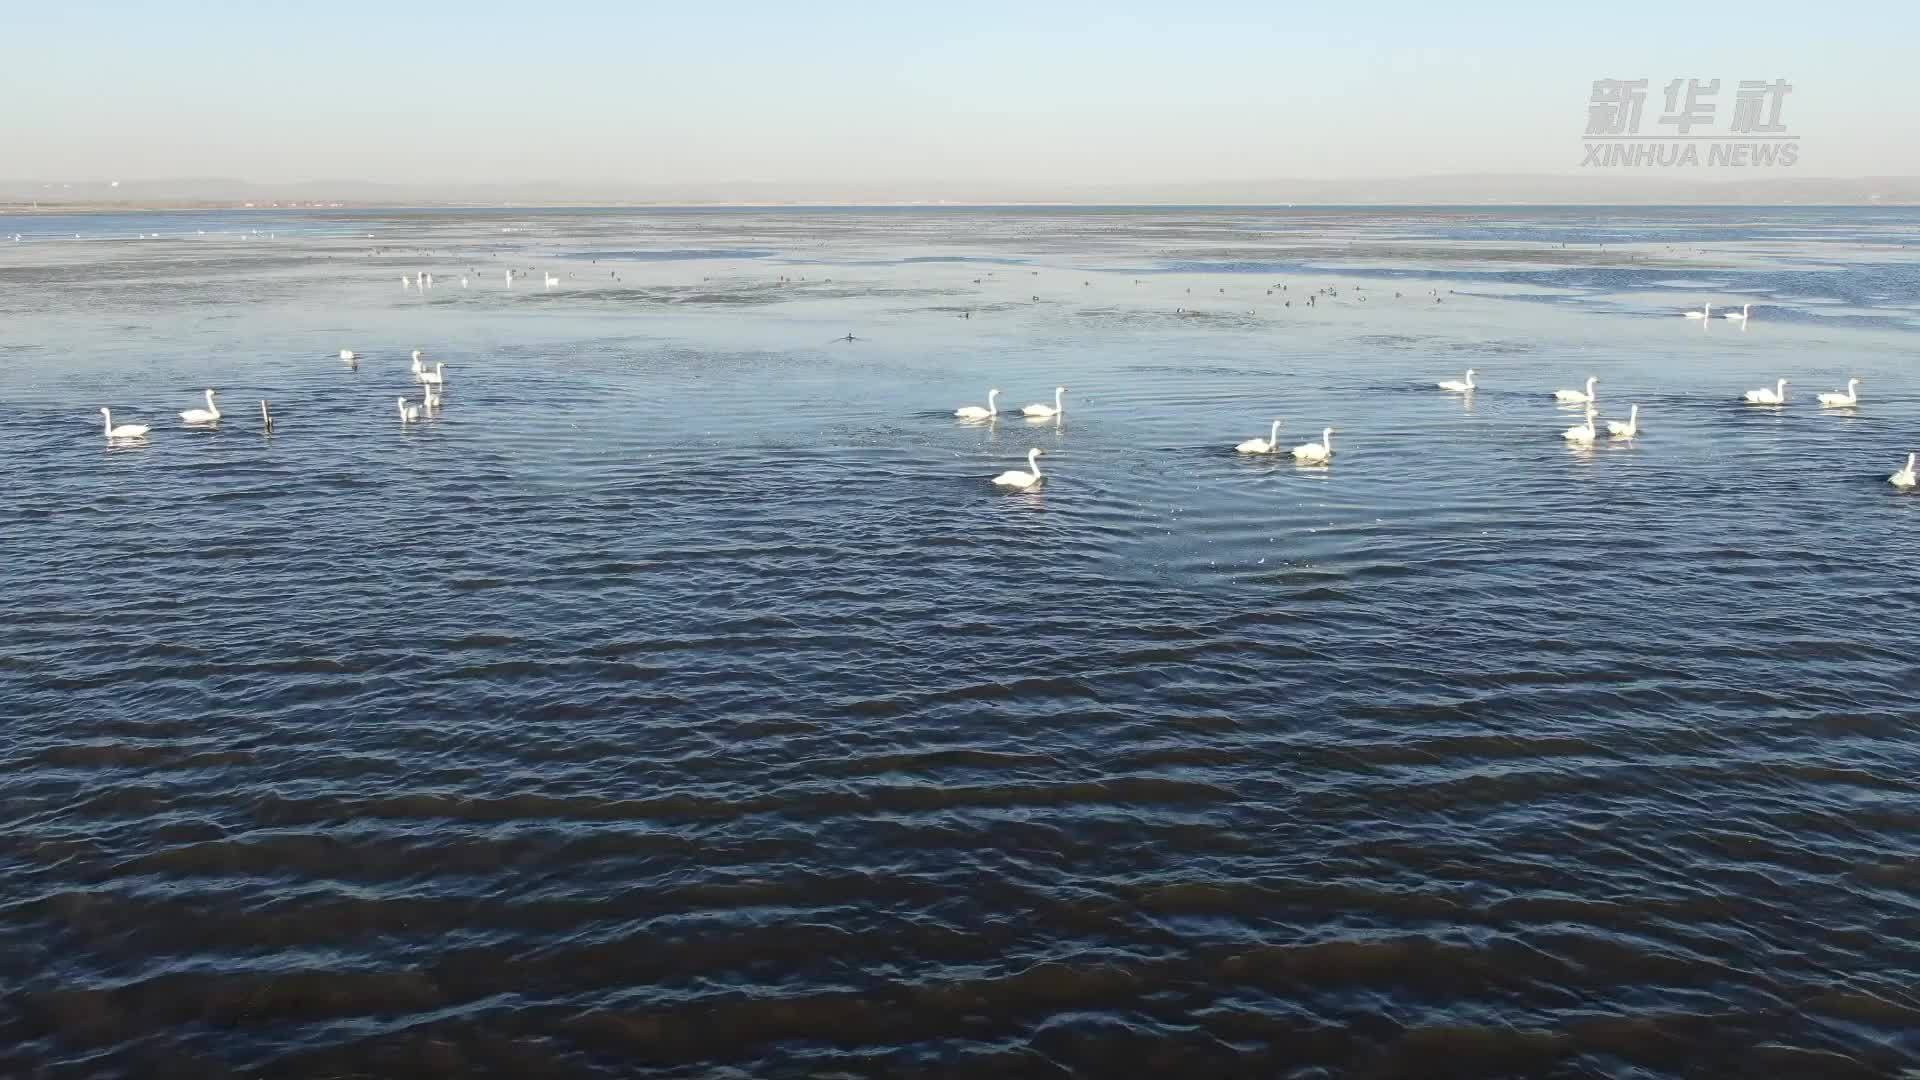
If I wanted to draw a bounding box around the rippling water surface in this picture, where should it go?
[3,206,1919,1077]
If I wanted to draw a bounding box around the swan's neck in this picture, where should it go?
[988,389,998,414]
[101,409,111,432]
[1465,371,1475,388]
[1028,450,1041,477]
[1269,420,1280,444]
[1322,429,1332,450]
[1054,388,1063,410]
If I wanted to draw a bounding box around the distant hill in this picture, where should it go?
[3,174,1917,207]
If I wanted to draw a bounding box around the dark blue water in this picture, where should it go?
[2,207,1918,1078]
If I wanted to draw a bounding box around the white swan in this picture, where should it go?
[1564,407,1598,445]
[1554,376,1597,404]
[955,388,999,421]
[1022,386,1066,418]
[339,349,357,363]
[1605,404,1640,438]
[100,408,150,439]
[398,397,422,423]
[1817,378,1860,407]
[179,389,220,424]
[418,362,446,387]
[424,383,442,413]
[1722,303,1751,322]
[1683,303,1712,319]
[1291,427,1334,463]
[1236,419,1282,454]
[992,447,1044,488]
[1743,378,1788,405]
[1891,452,1916,489]
[1437,368,1476,392]
[410,349,425,375]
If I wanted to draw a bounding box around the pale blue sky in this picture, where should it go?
[3,0,1911,184]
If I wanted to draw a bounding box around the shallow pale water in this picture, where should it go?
[2,206,1919,1077]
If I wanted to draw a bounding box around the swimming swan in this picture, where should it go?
[339,349,358,364]
[1723,304,1751,322]
[100,408,150,439]
[1564,408,1598,445]
[1554,377,1597,404]
[179,389,221,424]
[1291,427,1334,463]
[1683,303,1712,319]
[1022,386,1066,418]
[1236,419,1282,454]
[1438,369,1477,392]
[955,388,999,421]
[992,447,1044,488]
[398,397,422,423]
[418,362,446,387]
[1744,378,1788,405]
[1605,404,1640,438]
[1817,378,1860,407]
[410,349,425,375]
[1892,453,1917,489]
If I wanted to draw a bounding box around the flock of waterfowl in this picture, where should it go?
[957,364,1913,490]
[98,347,449,440]
[87,296,1914,492]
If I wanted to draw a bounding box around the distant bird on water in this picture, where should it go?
[1563,408,1598,446]
[179,389,221,424]
[1891,453,1916,489]
[1022,386,1065,419]
[992,448,1045,489]
[1817,379,1860,408]
[1235,419,1282,455]
[1291,427,1335,463]
[1554,377,1597,404]
[955,388,999,422]
[1606,405,1641,439]
[101,408,150,440]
